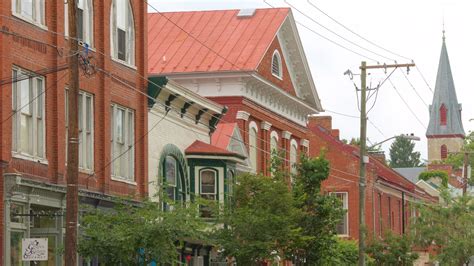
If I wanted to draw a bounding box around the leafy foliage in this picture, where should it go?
[366,232,418,265]
[418,170,449,187]
[291,154,347,265]
[414,191,474,265]
[213,173,300,265]
[343,137,382,153]
[389,136,422,168]
[78,199,208,265]
[442,131,474,181]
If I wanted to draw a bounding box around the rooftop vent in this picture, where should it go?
[237,9,256,18]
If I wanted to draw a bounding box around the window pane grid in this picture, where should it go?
[111,103,134,181]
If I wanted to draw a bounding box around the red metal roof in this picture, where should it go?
[210,123,237,150]
[185,140,245,159]
[148,8,290,75]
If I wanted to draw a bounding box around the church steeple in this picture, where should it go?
[426,32,465,162]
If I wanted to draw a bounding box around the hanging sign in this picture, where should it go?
[22,238,48,261]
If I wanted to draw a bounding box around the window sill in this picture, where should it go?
[111,57,137,70]
[111,175,137,185]
[337,234,350,238]
[79,168,94,175]
[12,152,48,165]
[12,13,48,31]
[271,73,283,80]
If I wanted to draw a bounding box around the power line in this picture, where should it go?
[283,0,395,62]
[399,68,429,108]
[305,0,413,62]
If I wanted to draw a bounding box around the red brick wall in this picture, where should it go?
[209,96,307,178]
[0,0,148,259]
[256,37,297,96]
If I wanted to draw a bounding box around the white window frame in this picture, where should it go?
[270,131,279,152]
[12,67,46,163]
[248,121,258,173]
[331,192,349,236]
[200,169,217,200]
[164,155,177,201]
[65,90,94,172]
[12,0,46,27]
[290,139,298,175]
[271,50,283,79]
[110,0,135,67]
[64,0,94,47]
[110,103,135,182]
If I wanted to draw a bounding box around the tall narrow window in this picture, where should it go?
[111,103,134,181]
[331,192,349,236]
[441,144,448,160]
[440,104,447,126]
[290,140,298,175]
[13,0,45,26]
[249,122,258,172]
[66,90,94,171]
[12,67,46,160]
[271,50,282,79]
[64,0,94,46]
[111,0,135,65]
[165,156,177,200]
[200,169,217,218]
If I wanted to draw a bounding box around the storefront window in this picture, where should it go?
[11,231,24,266]
[10,203,26,224]
[31,205,58,229]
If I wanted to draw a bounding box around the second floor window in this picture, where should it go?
[111,0,135,65]
[64,0,94,46]
[13,0,45,26]
[65,90,94,171]
[111,103,134,181]
[12,67,45,160]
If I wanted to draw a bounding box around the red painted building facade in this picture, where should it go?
[0,1,148,264]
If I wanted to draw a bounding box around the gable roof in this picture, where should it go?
[185,140,246,160]
[426,35,465,137]
[148,8,290,75]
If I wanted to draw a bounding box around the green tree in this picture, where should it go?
[78,198,208,265]
[414,191,474,265]
[343,137,382,153]
[291,154,349,265]
[366,232,418,265]
[442,131,474,182]
[213,173,300,265]
[389,136,422,167]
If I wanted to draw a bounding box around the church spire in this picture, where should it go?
[426,32,465,138]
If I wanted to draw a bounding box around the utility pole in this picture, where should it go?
[358,61,415,266]
[65,0,79,265]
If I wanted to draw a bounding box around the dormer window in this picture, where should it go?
[440,104,447,126]
[271,50,282,79]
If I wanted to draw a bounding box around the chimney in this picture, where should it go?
[308,115,332,131]
[370,152,386,164]
[331,129,340,140]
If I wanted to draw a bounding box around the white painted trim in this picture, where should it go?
[271,50,283,80]
[249,121,259,133]
[165,80,225,114]
[236,111,250,121]
[261,121,272,131]
[270,131,279,141]
[111,176,137,185]
[290,139,298,149]
[282,131,292,140]
[330,192,349,236]
[300,139,309,148]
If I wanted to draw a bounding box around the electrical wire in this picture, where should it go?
[399,68,429,108]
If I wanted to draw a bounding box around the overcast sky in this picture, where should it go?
[147,0,474,161]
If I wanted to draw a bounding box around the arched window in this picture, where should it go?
[164,156,178,200]
[290,139,298,175]
[440,145,448,160]
[271,50,282,79]
[440,104,447,126]
[65,0,94,46]
[111,0,135,65]
[249,122,258,172]
[270,131,279,153]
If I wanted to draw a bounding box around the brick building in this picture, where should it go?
[307,116,436,241]
[148,8,319,181]
[0,0,147,265]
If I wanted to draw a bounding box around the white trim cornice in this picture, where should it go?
[282,131,292,140]
[261,121,272,131]
[236,111,250,121]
